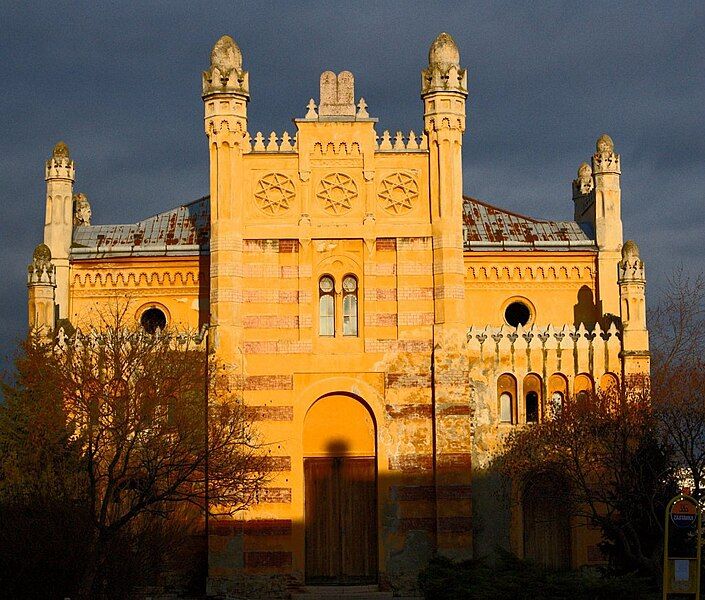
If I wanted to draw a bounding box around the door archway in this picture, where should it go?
[303,393,377,584]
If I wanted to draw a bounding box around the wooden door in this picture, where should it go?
[305,457,377,584]
[523,478,571,569]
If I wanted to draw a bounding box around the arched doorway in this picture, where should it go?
[523,474,571,569]
[303,393,377,585]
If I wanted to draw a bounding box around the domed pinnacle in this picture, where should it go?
[210,35,243,72]
[428,32,460,67]
[52,141,70,159]
[622,240,640,261]
[596,133,614,153]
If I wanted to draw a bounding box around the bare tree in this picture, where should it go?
[3,305,270,598]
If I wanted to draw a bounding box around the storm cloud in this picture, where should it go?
[2,1,703,366]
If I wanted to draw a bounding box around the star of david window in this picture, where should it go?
[317,173,357,215]
[379,172,418,215]
[254,173,295,215]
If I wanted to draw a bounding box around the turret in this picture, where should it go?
[44,141,74,319]
[421,32,468,325]
[202,35,250,355]
[27,243,56,335]
[618,240,649,376]
[572,135,623,317]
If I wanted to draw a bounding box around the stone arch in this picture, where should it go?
[574,373,594,398]
[523,373,542,423]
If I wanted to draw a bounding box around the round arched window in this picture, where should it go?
[141,307,167,334]
[505,301,531,327]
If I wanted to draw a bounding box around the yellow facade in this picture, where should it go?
[28,33,649,597]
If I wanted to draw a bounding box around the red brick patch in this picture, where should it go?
[263,456,291,471]
[244,375,293,390]
[279,240,298,253]
[388,454,433,473]
[246,406,294,421]
[437,453,472,469]
[244,519,292,536]
[376,238,397,251]
[259,487,292,504]
[385,372,432,389]
[438,404,471,417]
[385,404,432,419]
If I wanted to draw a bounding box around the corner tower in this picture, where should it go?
[422,33,473,561]
[618,240,649,376]
[202,35,250,356]
[44,141,75,319]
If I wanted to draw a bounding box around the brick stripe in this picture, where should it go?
[438,516,473,533]
[388,454,433,473]
[244,551,292,568]
[244,375,293,391]
[376,238,396,251]
[395,485,472,501]
[385,372,431,388]
[364,288,397,301]
[262,456,291,471]
[398,312,435,326]
[243,290,300,303]
[438,404,471,417]
[437,453,472,469]
[365,340,433,353]
[246,406,294,421]
[244,519,292,536]
[385,404,432,419]
[259,487,292,504]
[243,341,313,354]
[243,315,299,329]
[365,313,397,327]
[398,287,433,300]
[397,517,435,532]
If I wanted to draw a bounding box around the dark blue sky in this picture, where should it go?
[2,1,704,367]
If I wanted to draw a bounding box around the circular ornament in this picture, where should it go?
[254,173,295,215]
[379,172,418,215]
[343,276,357,292]
[317,173,357,215]
[319,276,334,293]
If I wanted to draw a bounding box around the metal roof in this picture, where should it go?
[462,196,595,251]
[70,194,595,259]
[71,197,209,259]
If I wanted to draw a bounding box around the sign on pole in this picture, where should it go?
[663,491,701,599]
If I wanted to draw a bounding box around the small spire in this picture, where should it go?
[305,99,318,119]
[356,98,369,119]
[596,133,614,153]
[52,141,70,159]
[428,32,460,67]
[210,35,243,72]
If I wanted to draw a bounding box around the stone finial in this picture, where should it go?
[356,98,369,119]
[592,133,620,174]
[621,239,640,261]
[572,162,594,196]
[428,32,460,68]
[28,243,56,284]
[596,134,614,153]
[52,141,70,159]
[73,192,92,226]
[305,99,318,119]
[422,32,467,96]
[202,34,249,98]
[318,71,356,119]
[619,240,645,282]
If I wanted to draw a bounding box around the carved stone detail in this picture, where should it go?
[254,173,296,215]
[572,162,594,196]
[379,172,418,215]
[73,192,92,226]
[316,173,357,215]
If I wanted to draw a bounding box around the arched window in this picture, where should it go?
[342,275,358,337]
[523,374,542,424]
[319,275,335,336]
[497,374,517,424]
[141,307,167,334]
[550,392,564,416]
[574,373,593,402]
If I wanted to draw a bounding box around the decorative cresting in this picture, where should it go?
[572,162,594,196]
[619,240,645,283]
[254,173,296,215]
[202,34,249,98]
[379,172,418,215]
[592,133,620,174]
[73,192,92,226]
[318,71,355,119]
[27,243,56,284]
[46,141,74,180]
[317,173,357,215]
[422,32,468,95]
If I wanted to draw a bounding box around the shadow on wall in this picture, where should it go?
[573,285,598,329]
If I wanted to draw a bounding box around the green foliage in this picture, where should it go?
[418,552,660,600]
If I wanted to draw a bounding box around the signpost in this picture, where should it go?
[663,491,701,599]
